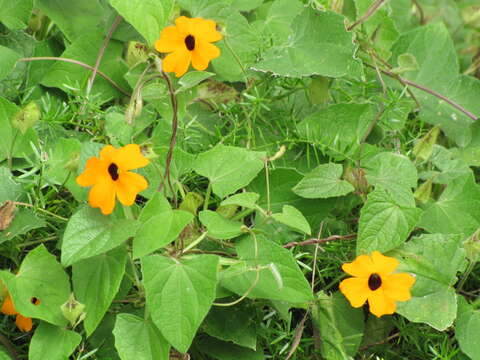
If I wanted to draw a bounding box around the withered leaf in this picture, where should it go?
[0,201,16,231]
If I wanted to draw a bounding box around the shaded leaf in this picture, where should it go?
[73,246,127,335]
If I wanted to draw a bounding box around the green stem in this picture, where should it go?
[182,231,208,253]
[457,259,477,291]
[203,182,212,211]
[8,129,19,169]
[122,204,135,220]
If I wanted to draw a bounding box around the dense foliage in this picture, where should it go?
[1,0,480,359]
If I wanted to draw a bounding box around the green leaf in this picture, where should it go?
[203,303,257,350]
[354,0,400,59]
[0,45,20,80]
[108,0,174,45]
[29,322,81,360]
[220,234,313,303]
[248,168,334,229]
[419,173,480,236]
[133,193,194,258]
[113,314,170,360]
[61,206,138,267]
[393,234,466,330]
[0,97,38,162]
[391,23,480,146]
[314,291,364,359]
[253,8,358,78]
[364,152,418,206]
[271,205,311,235]
[196,336,264,360]
[0,346,10,359]
[35,0,105,41]
[41,32,129,103]
[357,189,421,254]
[142,254,219,353]
[221,192,260,209]
[0,0,33,29]
[44,138,82,185]
[292,163,354,199]
[194,145,265,198]
[0,167,22,203]
[177,71,215,92]
[297,103,374,160]
[259,0,304,46]
[412,126,440,161]
[199,210,244,240]
[0,245,70,326]
[0,209,46,244]
[455,297,480,360]
[210,9,262,82]
[73,246,127,336]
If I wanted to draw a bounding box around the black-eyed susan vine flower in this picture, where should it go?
[339,251,415,317]
[76,144,149,215]
[1,293,40,332]
[155,16,223,77]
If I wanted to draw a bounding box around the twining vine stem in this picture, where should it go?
[372,65,479,121]
[283,234,356,249]
[84,15,123,102]
[347,0,388,31]
[18,57,131,96]
[158,70,179,203]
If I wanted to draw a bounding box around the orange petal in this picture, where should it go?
[112,144,149,171]
[162,49,191,77]
[1,295,18,315]
[76,157,107,187]
[192,18,222,42]
[342,254,374,277]
[15,314,33,332]
[367,290,396,317]
[371,251,399,275]
[155,25,184,53]
[99,145,117,162]
[115,172,148,206]
[382,273,415,301]
[191,41,220,71]
[88,179,116,215]
[175,16,194,35]
[339,277,369,308]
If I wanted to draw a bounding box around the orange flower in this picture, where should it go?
[339,251,415,317]
[155,16,222,77]
[1,294,40,332]
[76,144,149,215]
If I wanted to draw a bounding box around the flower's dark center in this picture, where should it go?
[108,163,119,181]
[185,34,195,51]
[368,273,382,291]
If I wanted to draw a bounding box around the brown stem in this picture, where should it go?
[373,65,478,121]
[85,15,122,98]
[158,71,179,203]
[347,0,388,31]
[411,0,426,25]
[18,57,131,96]
[359,332,400,351]
[283,234,356,249]
[357,103,385,168]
